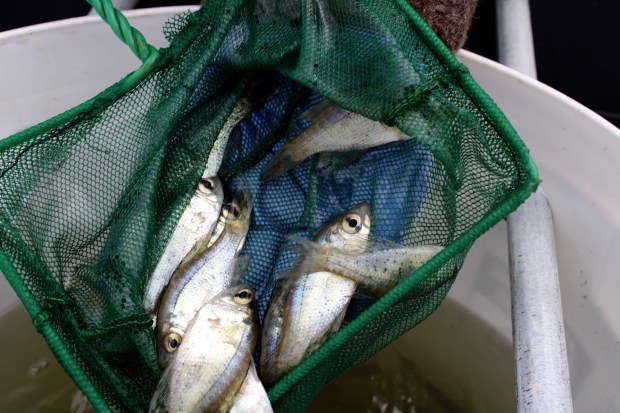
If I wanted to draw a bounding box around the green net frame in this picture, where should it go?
[0,1,539,412]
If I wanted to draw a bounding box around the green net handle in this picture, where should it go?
[86,0,158,62]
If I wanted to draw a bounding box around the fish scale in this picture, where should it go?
[229,360,273,413]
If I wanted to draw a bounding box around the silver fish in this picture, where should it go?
[156,191,252,368]
[149,285,258,413]
[259,202,371,385]
[203,75,278,178]
[260,101,411,181]
[291,237,444,296]
[229,360,274,413]
[143,177,224,316]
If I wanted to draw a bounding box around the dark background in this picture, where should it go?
[3,0,619,128]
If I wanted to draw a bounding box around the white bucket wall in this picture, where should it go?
[0,7,198,314]
[454,49,620,412]
[0,8,618,412]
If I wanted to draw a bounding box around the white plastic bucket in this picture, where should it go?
[0,7,618,412]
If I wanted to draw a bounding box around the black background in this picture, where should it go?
[3,0,619,128]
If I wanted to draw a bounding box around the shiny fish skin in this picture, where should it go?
[292,237,444,295]
[156,191,252,368]
[143,177,224,316]
[229,360,274,413]
[267,271,355,380]
[261,101,411,181]
[202,99,254,179]
[203,75,278,178]
[259,202,371,385]
[149,285,258,413]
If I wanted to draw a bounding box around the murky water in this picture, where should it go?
[0,298,514,412]
[0,305,93,413]
[309,299,516,412]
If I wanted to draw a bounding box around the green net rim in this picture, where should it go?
[0,1,540,412]
[267,0,540,399]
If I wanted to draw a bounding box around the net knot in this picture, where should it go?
[81,313,154,340]
[33,311,50,334]
[384,79,441,127]
[448,63,470,79]
[33,296,68,334]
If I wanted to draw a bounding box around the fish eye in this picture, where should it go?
[198,178,215,194]
[234,289,254,304]
[163,332,183,353]
[342,213,362,234]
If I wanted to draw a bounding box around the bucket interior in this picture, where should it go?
[1,8,619,413]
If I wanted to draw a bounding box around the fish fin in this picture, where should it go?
[274,267,294,282]
[285,235,334,275]
[286,234,314,253]
[286,234,320,258]
[295,99,335,124]
[149,366,172,413]
[260,147,300,182]
[190,231,216,254]
[231,255,252,286]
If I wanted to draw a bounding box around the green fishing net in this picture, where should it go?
[0,0,538,412]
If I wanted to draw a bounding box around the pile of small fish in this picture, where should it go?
[143,87,444,412]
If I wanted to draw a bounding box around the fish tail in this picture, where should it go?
[260,148,300,182]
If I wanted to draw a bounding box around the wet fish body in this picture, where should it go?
[261,102,411,181]
[260,202,372,385]
[156,191,252,368]
[203,75,278,177]
[143,177,224,316]
[266,271,355,382]
[229,360,274,413]
[149,285,258,413]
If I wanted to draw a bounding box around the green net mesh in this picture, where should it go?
[0,0,538,412]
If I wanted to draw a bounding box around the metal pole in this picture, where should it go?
[506,190,573,412]
[496,0,537,78]
[496,0,574,411]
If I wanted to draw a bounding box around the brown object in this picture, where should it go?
[408,0,478,52]
[199,0,477,52]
